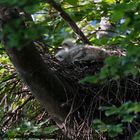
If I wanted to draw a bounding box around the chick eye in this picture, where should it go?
[63,43,68,46]
[58,55,63,58]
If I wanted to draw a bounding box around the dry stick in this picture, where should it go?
[46,0,91,45]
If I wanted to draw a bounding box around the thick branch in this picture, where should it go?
[46,0,91,45]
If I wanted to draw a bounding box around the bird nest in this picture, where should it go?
[42,51,140,139]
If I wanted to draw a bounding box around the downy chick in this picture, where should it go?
[55,39,125,63]
[55,39,79,62]
[96,17,116,39]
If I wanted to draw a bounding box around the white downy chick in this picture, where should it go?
[55,39,75,62]
[96,17,115,39]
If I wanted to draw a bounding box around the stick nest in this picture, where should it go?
[42,51,140,140]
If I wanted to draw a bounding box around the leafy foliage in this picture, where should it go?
[0,0,140,139]
[80,0,140,83]
[93,119,123,138]
[7,119,58,138]
[93,101,140,138]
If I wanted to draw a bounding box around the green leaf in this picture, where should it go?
[122,115,136,123]
[44,125,58,134]
[104,0,116,4]
[105,106,119,116]
[134,131,140,140]
[79,75,99,84]
[65,0,78,5]
[107,124,123,138]
[93,119,108,132]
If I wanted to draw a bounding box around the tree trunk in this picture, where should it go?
[0,7,70,126]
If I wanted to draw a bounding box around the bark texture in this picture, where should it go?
[0,7,70,125]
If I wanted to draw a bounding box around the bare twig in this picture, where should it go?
[1,96,33,129]
[46,0,91,45]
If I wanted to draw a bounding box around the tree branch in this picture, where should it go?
[46,0,91,45]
